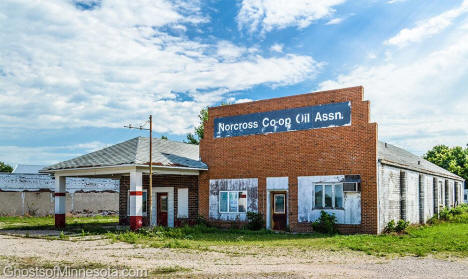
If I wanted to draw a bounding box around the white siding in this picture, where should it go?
[406,171,419,224]
[297,176,361,225]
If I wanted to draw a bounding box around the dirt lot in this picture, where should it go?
[0,233,467,278]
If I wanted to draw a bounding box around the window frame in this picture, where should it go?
[127,189,148,216]
[219,190,247,213]
[313,183,344,210]
[273,193,286,214]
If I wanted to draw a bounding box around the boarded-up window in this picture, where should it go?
[177,188,189,218]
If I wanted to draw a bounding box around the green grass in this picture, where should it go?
[1,207,468,258]
[0,215,119,234]
[103,220,468,257]
[149,266,192,275]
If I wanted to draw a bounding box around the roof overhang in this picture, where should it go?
[41,164,206,178]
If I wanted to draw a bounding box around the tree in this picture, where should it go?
[186,107,208,145]
[161,135,168,140]
[186,103,231,144]
[0,161,13,173]
[424,144,468,181]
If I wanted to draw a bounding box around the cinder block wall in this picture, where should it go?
[0,191,118,216]
[199,86,379,234]
[119,174,198,225]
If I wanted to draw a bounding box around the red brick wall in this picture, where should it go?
[119,174,198,226]
[199,86,378,234]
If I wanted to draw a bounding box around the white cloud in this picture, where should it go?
[0,0,321,137]
[325,17,344,25]
[320,29,468,154]
[270,43,283,53]
[0,142,109,165]
[237,0,346,33]
[235,98,253,104]
[385,0,468,47]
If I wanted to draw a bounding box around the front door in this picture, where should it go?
[157,193,168,226]
[271,192,287,230]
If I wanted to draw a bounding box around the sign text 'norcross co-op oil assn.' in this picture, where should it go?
[214,101,351,138]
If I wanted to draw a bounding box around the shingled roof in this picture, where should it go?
[378,141,463,181]
[42,137,207,171]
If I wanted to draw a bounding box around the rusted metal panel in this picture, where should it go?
[209,178,258,221]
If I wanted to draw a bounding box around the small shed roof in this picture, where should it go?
[13,164,47,174]
[42,137,207,172]
[378,141,463,181]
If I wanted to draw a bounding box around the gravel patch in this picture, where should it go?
[0,235,466,278]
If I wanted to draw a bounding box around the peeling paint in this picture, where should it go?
[209,178,258,221]
[297,176,361,225]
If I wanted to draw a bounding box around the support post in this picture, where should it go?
[54,175,66,228]
[129,171,143,231]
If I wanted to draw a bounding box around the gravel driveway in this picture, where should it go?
[0,234,467,278]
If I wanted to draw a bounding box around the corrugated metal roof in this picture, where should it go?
[42,137,207,171]
[12,164,47,174]
[378,141,463,181]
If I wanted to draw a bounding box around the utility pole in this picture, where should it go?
[124,115,153,227]
[148,115,152,226]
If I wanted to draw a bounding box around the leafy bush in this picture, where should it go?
[246,212,264,231]
[312,211,337,234]
[384,219,408,233]
[384,220,396,233]
[438,204,468,221]
[395,220,409,233]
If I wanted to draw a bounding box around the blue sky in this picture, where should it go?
[0,0,467,166]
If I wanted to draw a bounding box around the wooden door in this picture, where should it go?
[271,192,287,230]
[157,193,168,226]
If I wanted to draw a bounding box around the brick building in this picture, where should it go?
[43,86,465,234]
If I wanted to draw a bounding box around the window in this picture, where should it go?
[274,194,285,214]
[324,185,333,207]
[219,191,247,213]
[314,184,344,209]
[127,190,147,215]
[314,185,322,207]
[335,184,343,208]
[343,182,359,192]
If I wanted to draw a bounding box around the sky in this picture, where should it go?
[0,0,467,166]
